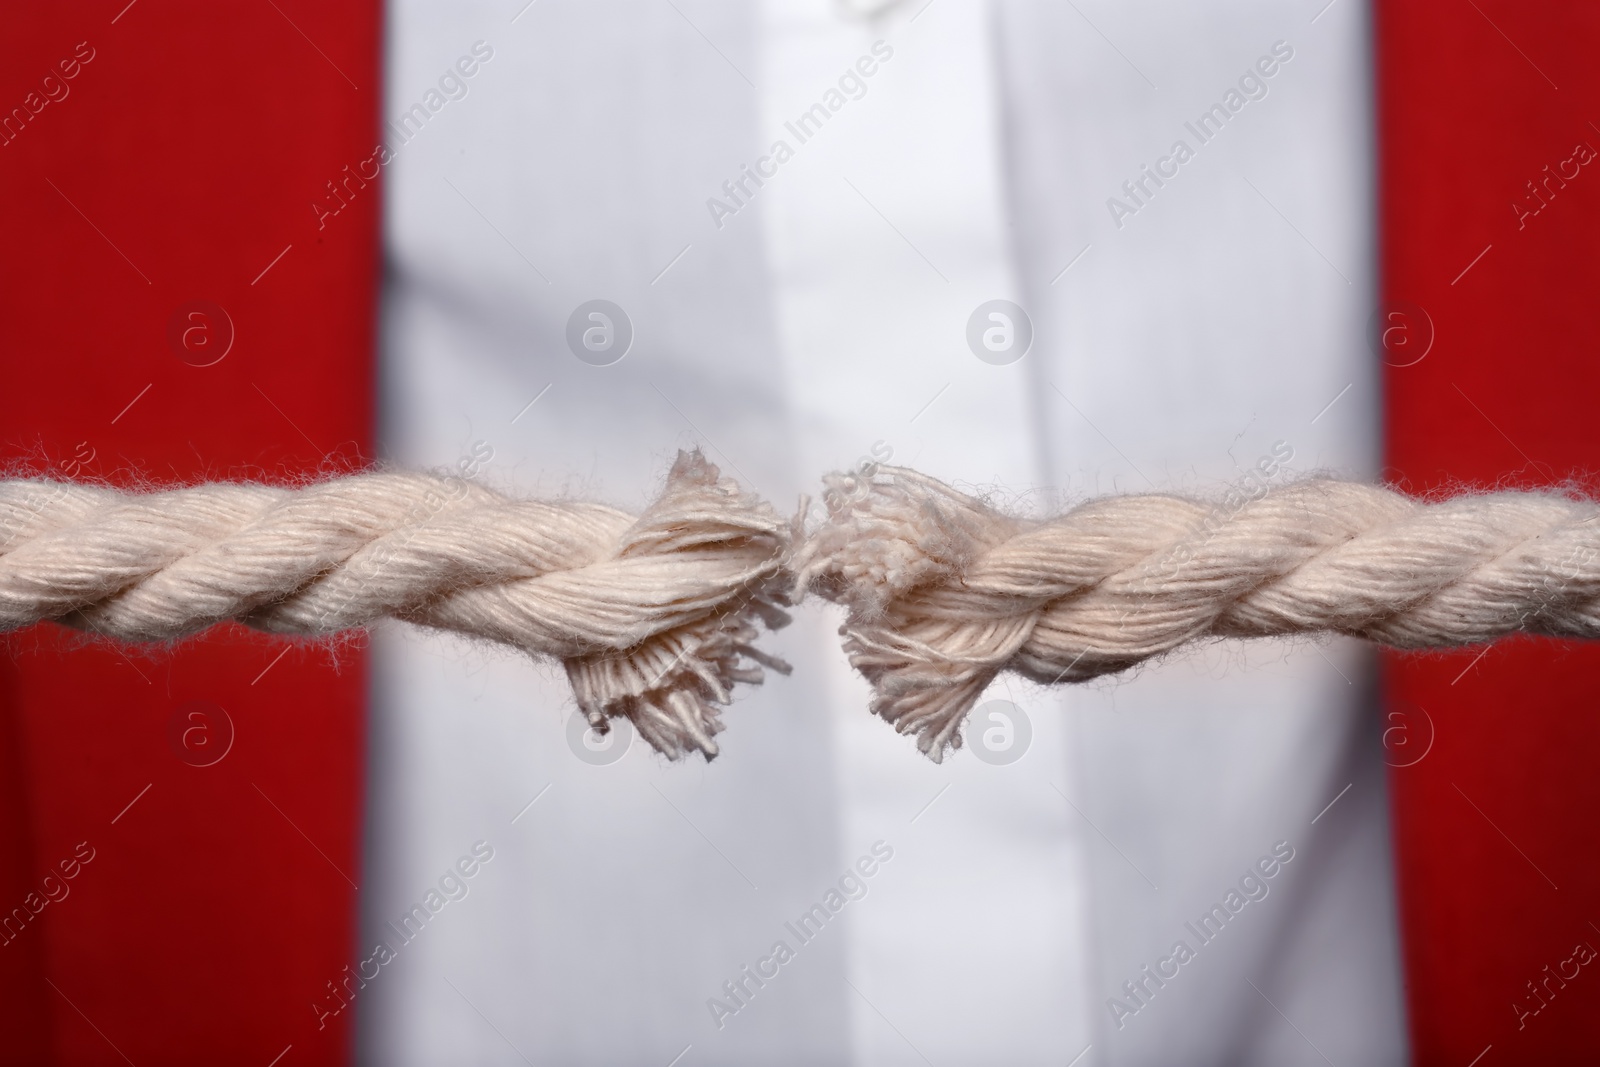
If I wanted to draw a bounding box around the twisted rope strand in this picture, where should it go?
[6,456,1599,762]
[0,451,792,761]
[793,466,1600,760]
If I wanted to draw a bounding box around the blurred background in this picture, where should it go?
[3,1,1600,1065]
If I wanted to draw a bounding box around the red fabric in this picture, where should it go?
[0,2,381,1063]
[1377,1,1600,1063]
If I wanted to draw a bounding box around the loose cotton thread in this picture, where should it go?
[5,453,1600,763]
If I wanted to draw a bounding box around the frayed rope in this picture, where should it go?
[5,453,1599,761]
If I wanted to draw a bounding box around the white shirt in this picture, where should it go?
[360,2,1406,1064]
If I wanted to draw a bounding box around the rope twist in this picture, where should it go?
[793,466,1600,759]
[0,452,791,760]
[6,454,1599,762]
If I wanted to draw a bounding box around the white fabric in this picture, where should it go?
[361,1,1406,1064]
[756,4,1094,1063]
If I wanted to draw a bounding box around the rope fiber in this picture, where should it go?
[5,452,1597,761]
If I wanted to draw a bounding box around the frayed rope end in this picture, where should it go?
[564,450,793,761]
[793,465,1019,762]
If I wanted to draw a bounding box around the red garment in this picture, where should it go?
[1379,1,1600,1061]
[0,2,380,1063]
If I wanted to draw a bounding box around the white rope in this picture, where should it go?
[0,452,791,761]
[5,455,1597,762]
[794,465,1600,759]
